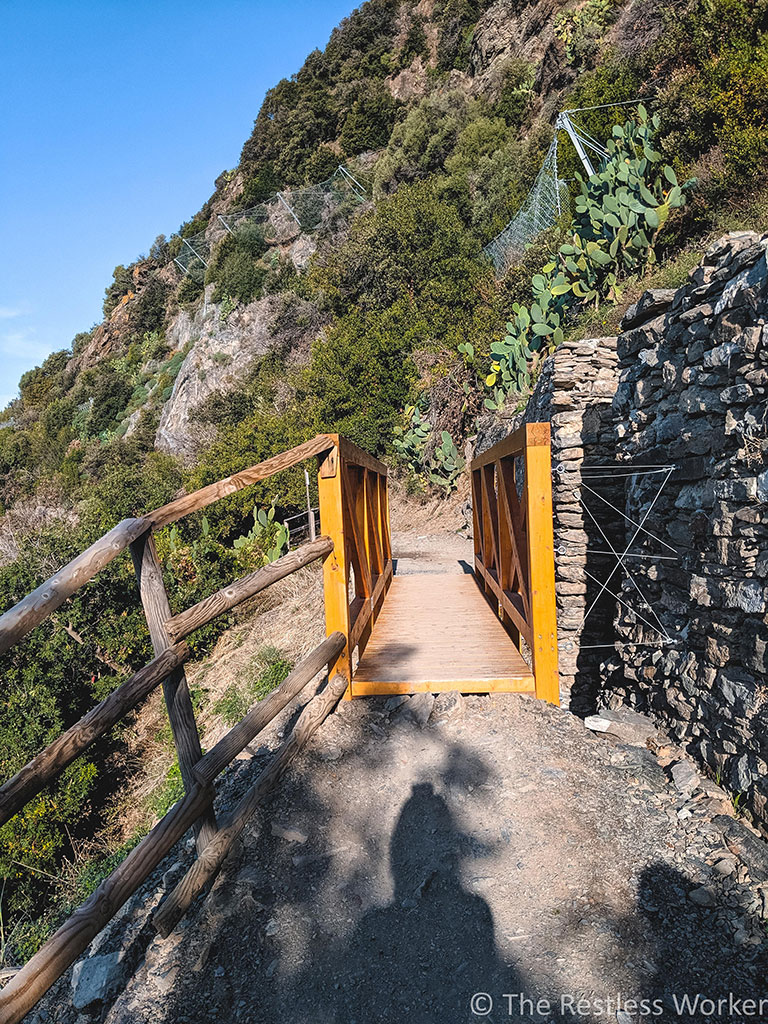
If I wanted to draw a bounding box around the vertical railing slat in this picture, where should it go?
[522,424,559,705]
[318,441,352,695]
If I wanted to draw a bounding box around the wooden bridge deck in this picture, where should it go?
[352,574,535,696]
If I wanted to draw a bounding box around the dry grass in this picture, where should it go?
[388,476,468,533]
[104,562,326,844]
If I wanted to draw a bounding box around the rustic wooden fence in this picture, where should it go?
[470,422,559,705]
[0,432,389,1024]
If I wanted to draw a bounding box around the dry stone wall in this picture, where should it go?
[479,232,767,832]
[520,336,621,712]
[474,334,623,711]
[607,232,768,824]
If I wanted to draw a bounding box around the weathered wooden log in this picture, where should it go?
[154,673,347,937]
[0,783,213,1024]
[194,630,345,785]
[130,532,218,850]
[147,434,336,530]
[0,517,149,656]
[165,536,334,643]
[0,643,189,830]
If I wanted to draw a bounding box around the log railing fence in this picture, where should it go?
[0,433,389,1024]
[469,422,559,705]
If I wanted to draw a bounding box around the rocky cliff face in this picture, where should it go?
[155,290,323,458]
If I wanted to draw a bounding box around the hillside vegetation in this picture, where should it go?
[1,0,768,962]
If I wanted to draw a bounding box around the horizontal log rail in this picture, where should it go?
[470,423,559,705]
[0,516,150,656]
[194,631,345,785]
[165,536,333,643]
[0,433,386,1022]
[0,642,190,830]
[154,673,348,937]
[148,434,336,530]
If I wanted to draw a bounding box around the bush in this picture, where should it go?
[339,81,398,156]
[102,265,134,318]
[206,221,269,305]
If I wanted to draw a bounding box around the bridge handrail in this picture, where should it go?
[0,432,389,1024]
[317,434,393,698]
[469,422,559,704]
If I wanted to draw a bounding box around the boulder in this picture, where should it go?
[71,952,125,1010]
[584,707,659,746]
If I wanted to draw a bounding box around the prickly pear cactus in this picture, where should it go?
[484,106,693,411]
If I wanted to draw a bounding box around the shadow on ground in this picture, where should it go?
[133,694,768,1024]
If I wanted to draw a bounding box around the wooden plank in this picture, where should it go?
[337,435,388,476]
[378,473,392,563]
[471,469,483,568]
[474,558,532,647]
[524,435,560,705]
[481,464,500,578]
[0,643,189,829]
[348,560,392,653]
[470,422,551,470]
[130,532,218,849]
[342,466,372,597]
[352,678,534,696]
[0,781,213,1024]
[0,517,149,656]
[498,458,530,618]
[365,471,384,578]
[148,434,335,530]
[165,536,333,642]
[154,674,348,937]
[193,631,345,784]
[317,445,352,692]
[353,575,533,694]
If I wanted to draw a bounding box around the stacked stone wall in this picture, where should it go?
[607,232,768,823]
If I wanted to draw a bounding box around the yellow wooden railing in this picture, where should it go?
[469,423,559,704]
[317,434,393,697]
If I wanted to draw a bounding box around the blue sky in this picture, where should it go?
[0,0,355,407]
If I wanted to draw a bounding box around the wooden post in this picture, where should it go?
[523,424,559,705]
[130,530,218,849]
[317,440,352,696]
[154,674,348,937]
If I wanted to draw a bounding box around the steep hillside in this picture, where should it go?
[1,0,768,968]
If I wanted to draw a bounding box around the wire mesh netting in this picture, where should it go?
[174,166,367,277]
[483,135,570,277]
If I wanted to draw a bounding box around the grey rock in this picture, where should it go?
[71,952,124,1010]
[398,692,436,727]
[671,761,701,795]
[688,885,717,907]
[431,690,465,723]
[713,854,737,877]
[621,289,676,330]
[384,695,409,712]
[585,707,658,746]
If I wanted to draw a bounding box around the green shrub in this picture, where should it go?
[103,264,134,318]
[340,81,398,156]
[206,221,269,305]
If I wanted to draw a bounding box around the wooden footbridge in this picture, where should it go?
[0,426,557,1024]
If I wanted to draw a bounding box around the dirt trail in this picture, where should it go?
[38,520,768,1024]
[105,691,767,1024]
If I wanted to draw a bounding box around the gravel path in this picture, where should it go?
[33,528,768,1024]
[105,693,767,1024]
